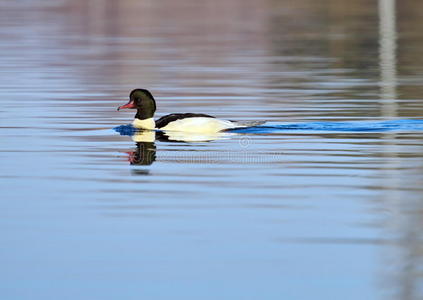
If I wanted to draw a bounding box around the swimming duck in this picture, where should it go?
[117,89,264,133]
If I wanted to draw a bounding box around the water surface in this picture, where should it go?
[1,0,423,299]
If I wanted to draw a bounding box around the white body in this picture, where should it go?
[160,117,237,133]
[132,117,237,133]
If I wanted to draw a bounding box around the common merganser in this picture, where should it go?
[117,89,264,133]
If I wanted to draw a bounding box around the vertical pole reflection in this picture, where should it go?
[378,2,421,299]
[379,0,398,117]
[378,0,399,298]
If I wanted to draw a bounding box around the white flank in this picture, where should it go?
[160,117,236,133]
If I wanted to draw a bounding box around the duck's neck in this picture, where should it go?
[132,117,155,129]
[133,108,155,129]
[135,108,154,120]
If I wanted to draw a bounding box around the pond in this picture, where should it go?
[1,0,423,299]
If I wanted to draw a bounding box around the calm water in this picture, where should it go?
[1,0,423,299]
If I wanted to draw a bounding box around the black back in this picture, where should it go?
[155,113,215,128]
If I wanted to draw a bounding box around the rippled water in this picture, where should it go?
[2,0,423,299]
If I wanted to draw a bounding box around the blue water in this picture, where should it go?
[2,1,423,300]
[231,119,423,133]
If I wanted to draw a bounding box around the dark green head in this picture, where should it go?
[117,89,157,120]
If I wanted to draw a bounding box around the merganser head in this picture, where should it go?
[117,89,156,120]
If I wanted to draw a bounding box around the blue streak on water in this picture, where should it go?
[114,119,423,136]
[230,119,423,133]
[114,124,137,136]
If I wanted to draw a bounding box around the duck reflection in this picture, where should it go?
[124,128,232,167]
[127,130,156,166]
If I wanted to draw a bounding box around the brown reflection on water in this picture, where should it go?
[7,0,423,118]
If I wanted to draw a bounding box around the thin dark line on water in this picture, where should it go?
[276,237,399,245]
[89,204,296,210]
